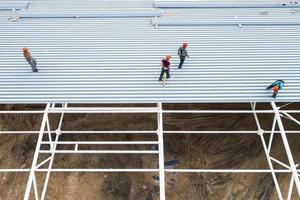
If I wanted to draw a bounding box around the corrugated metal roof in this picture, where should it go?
[0,0,299,103]
[153,0,300,8]
[0,1,29,10]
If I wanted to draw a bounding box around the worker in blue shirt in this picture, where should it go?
[177,42,189,69]
[266,80,284,98]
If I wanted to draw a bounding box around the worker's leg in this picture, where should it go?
[166,70,170,79]
[272,92,278,98]
[30,59,38,72]
[266,83,274,90]
[159,69,165,81]
[178,57,185,69]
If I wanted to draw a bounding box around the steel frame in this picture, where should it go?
[0,102,299,199]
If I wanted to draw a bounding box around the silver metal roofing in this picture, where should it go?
[0,1,29,10]
[0,0,300,103]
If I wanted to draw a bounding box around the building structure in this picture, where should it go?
[0,0,300,199]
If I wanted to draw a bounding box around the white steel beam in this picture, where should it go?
[157,103,166,200]
[166,169,291,173]
[279,102,294,109]
[32,175,39,200]
[53,130,156,134]
[38,150,159,154]
[287,175,294,200]
[36,157,53,169]
[41,141,159,145]
[0,168,298,173]
[40,103,66,200]
[0,110,45,114]
[267,115,277,153]
[3,130,300,135]
[40,132,60,200]
[270,157,291,169]
[163,110,275,114]
[24,103,51,200]
[251,102,283,200]
[46,118,53,150]
[0,131,55,134]
[164,130,300,134]
[0,169,31,172]
[48,107,158,113]
[0,109,299,115]
[271,102,300,197]
[281,111,300,126]
[36,169,160,172]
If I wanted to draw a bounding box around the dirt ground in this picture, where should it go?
[0,103,299,200]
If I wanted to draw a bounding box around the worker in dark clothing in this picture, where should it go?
[178,42,189,69]
[266,80,284,98]
[159,55,171,82]
[23,47,38,72]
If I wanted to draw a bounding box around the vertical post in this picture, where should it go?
[250,103,283,200]
[24,103,51,200]
[267,116,277,153]
[157,103,166,200]
[40,103,67,200]
[287,175,294,200]
[271,102,300,197]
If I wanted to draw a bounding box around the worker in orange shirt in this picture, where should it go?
[23,48,38,72]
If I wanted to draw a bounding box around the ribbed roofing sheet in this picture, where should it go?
[154,0,300,8]
[0,1,29,10]
[18,9,162,18]
[0,1,300,103]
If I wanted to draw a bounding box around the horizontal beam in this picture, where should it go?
[1,130,300,134]
[164,131,300,134]
[0,168,293,173]
[163,110,275,114]
[41,141,159,145]
[0,169,30,172]
[0,108,295,114]
[166,169,292,173]
[0,110,45,114]
[48,107,158,113]
[39,150,159,154]
[36,169,159,172]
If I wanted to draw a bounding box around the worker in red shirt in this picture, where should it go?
[23,47,38,72]
[159,55,171,81]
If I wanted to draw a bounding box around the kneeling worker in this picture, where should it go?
[266,80,284,98]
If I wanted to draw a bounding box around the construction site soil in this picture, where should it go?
[0,103,299,200]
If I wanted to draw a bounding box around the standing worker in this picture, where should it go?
[23,47,38,72]
[266,80,284,98]
[159,55,171,82]
[178,42,189,69]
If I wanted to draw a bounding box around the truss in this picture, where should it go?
[0,102,299,200]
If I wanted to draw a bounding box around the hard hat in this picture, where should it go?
[183,42,188,48]
[273,86,279,92]
[166,55,171,60]
[23,47,29,52]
